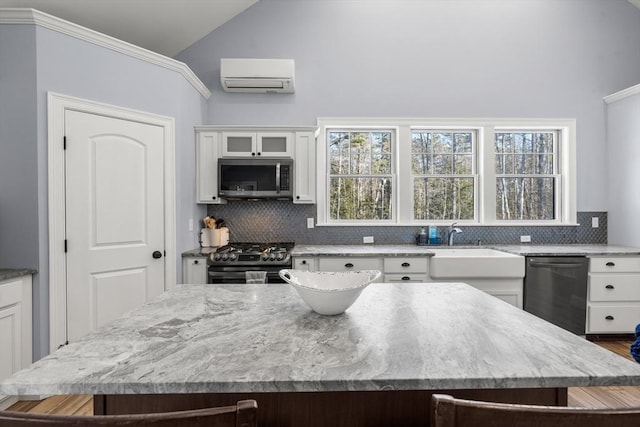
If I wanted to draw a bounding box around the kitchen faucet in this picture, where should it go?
[446,222,463,246]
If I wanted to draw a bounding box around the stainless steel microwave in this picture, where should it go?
[218,158,293,199]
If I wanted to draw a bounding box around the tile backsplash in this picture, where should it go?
[206,201,607,245]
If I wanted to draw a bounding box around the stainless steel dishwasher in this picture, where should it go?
[524,256,589,335]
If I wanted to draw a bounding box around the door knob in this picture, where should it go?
[152,251,163,259]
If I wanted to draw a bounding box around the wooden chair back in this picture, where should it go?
[432,394,640,427]
[0,399,257,427]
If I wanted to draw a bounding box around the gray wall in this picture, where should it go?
[0,22,207,359]
[176,0,640,213]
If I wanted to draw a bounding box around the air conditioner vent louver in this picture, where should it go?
[220,58,295,93]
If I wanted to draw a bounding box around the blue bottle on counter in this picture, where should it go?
[428,225,438,245]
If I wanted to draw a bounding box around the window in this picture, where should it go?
[495,131,557,221]
[327,130,394,221]
[316,118,575,226]
[412,130,476,221]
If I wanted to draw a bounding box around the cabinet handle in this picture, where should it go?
[605,315,615,321]
[605,284,615,289]
[345,263,354,268]
[401,262,411,267]
[606,262,615,267]
[301,260,307,265]
[401,276,411,281]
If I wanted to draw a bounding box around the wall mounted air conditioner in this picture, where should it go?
[220,58,295,93]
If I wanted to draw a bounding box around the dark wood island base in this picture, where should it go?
[94,388,568,427]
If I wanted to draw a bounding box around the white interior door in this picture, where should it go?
[65,110,166,342]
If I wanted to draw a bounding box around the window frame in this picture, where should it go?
[493,129,561,222]
[316,118,576,226]
[410,128,479,223]
[327,128,396,222]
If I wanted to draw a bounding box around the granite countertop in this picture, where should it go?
[290,244,640,257]
[2,282,640,396]
[494,245,640,256]
[0,268,37,281]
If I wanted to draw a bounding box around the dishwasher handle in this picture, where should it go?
[528,261,586,269]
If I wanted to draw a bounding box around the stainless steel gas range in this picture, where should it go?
[207,242,294,284]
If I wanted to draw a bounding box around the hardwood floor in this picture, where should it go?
[5,341,640,415]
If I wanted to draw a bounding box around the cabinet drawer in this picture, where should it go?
[384,274,428,283]
[293,257,317,271]
[587,305,640,333]
[383,257,428,274]
[318,257,382,273]
[590,257,640,273]
[0,280,22,308]
[589,274,640,302]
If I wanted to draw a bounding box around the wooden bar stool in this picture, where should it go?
[432,394,640,427]
[0,399,257,427]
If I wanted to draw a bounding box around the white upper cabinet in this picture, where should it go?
[195,130,226,204]
[293,131,316,204]
[221,131,292,158]
[195,126,317,204]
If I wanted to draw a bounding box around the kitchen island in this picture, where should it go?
[2,282,640,426]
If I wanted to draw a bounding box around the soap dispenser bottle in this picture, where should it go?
[416,228,428,246]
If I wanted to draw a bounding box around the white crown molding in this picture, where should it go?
[0,8,211,100]
[629,0,640,10]
[604,84,640,104]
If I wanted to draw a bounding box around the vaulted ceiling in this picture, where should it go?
[0,0,258,57]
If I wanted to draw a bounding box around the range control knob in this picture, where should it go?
[276,253,284,261]
[269,254,276,261]
[222,254,229,261]
[214,254,222,261]
[262,254,269,261]
[229,254,237,261]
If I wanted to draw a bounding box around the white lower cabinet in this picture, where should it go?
[0,274,33,409]
[383,257,429,283]
[292,254,522,307]
[587,256,640,334]
[318,257,383,274]
[182,257,208,284]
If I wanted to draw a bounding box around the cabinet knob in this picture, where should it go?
[296,195,300,200]
[301,260,307,265]
[251,152,256,156]
[401,262,411,267]
[257,152,261,156]
[194,260,199,265]
[605,315,615,321]
[605,284,615,289]
[345,263,354,268]
[605,261,615,267]
[212,196,216,200]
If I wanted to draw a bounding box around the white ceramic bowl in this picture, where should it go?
[278,269,381,315]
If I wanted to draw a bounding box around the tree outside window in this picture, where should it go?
[328,130,393,220]
[495,131,557,220]
[412,131,475,221]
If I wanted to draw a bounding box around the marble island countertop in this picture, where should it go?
[2,282,640,397]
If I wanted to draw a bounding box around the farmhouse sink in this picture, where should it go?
[429,248,525,279]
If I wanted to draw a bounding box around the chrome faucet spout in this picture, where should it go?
[446,222,463,246]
